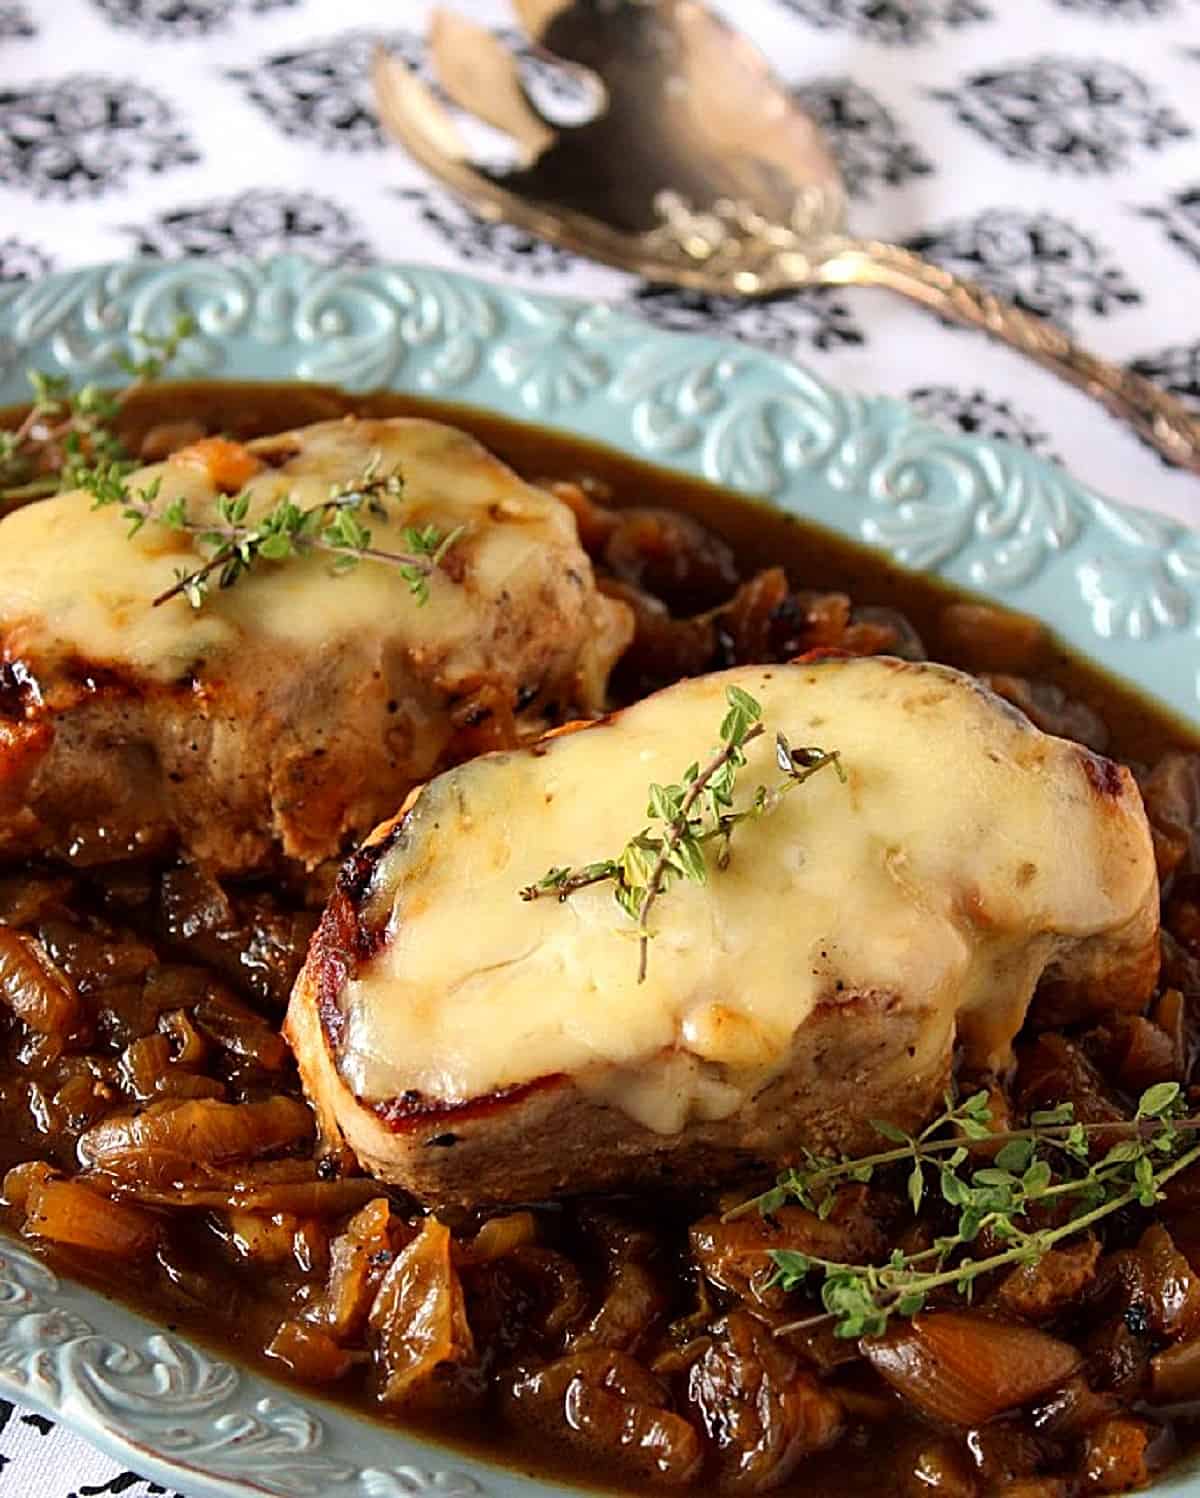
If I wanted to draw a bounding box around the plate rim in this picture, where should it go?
[1,253,1198,1498]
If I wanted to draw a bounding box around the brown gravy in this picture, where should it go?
[1,380,1198,1498]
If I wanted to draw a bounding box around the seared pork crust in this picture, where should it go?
[290,952,948,1206]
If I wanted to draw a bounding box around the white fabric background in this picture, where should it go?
[0,0,1198,1491]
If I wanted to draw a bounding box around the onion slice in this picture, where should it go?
[863,1312,1082,1426]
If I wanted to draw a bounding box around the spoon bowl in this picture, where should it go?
[375,0,1200,471]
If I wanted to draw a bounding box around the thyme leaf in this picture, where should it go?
[520,686,844,982]
[732,1081,1200,1341]
[81,455,464,610]
[2,323,461,611]
[1,316,195,511]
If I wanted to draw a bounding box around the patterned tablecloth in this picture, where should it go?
[1,0,1199,1491]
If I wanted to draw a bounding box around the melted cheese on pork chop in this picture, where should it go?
[334,659,1158,1134]
[0,417,604,684]
[0,417,632,873]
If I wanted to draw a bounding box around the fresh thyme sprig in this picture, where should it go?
[0,316,195,509]
[725,1091,1065,1222]
[83,454,464,610]
[520,685,845,982]
[742,1081,1200,1340]
[0,320,462,610]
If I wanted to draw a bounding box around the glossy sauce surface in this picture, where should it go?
[2,381,1199,1498]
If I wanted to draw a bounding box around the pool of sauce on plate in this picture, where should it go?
[1,380,1198,1496]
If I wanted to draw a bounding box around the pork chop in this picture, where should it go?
[285,657,1160,1206]
[0,417,632,874]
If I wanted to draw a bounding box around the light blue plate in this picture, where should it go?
[0,256,1197,1498]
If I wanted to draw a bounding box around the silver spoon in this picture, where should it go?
[374,0,1200,474]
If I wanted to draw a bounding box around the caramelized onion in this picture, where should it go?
[0,875,73,927]
[136,417,207,462]
[1141,752,1200,880]
[600,577,716,688]
[1168,875,1200,960]
[1150,1336,1200,1404]
[118,1032,172,1101]
[154,1072,226,1102]
[571,1259,667,1355]
[990,1482,1068,1498]
[604,506,738,613]
[24,1177,159,1256]
[223,1208,296,1260]
[315,1197,395,1341]
[368,1217,475,1409]
[158,870,314,1009]
[194,989,289,1070]
[118,1033,223,1105]
[689,1310,843,1491]
[107,1039,227,1105]
[3,1159,55,1210]
[507,1349,699,1486]
[266,1318,353,1383]
[1083,1315,1152,1397]
[158,1007,208,1067]
[992,1236,1099,1321]
[863,1314,1081,1426]
[511,1347,668,1409]
[1151,989,1189,1082]
[901,1434,977,1496]
[1015,1034,1126,1131]
[1029,1373,1118,1438]
[51,1067,115,1131]
[692,1192,887,1305]
[846,605,925,661]
[543,478,619,552]
[963,1415,1045,1483]
[0,925,81,1039]
[36,919,155,991]
[1107,1015,1181,1092]
[507,1245,590,1340]
[77,1096,312,1183]
[563,1378,702,1487]
[1134,1225,1200,1341]
[219,1179,378,1216]
[463,1211,538,1265]
[939,603,1047,674]
[1081,1416,1165,1493]
[86,1169,378,1218]
[717,567,790,662]
[1098,1226,1200,1347]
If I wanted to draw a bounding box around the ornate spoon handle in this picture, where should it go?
[816,238,1200,476]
